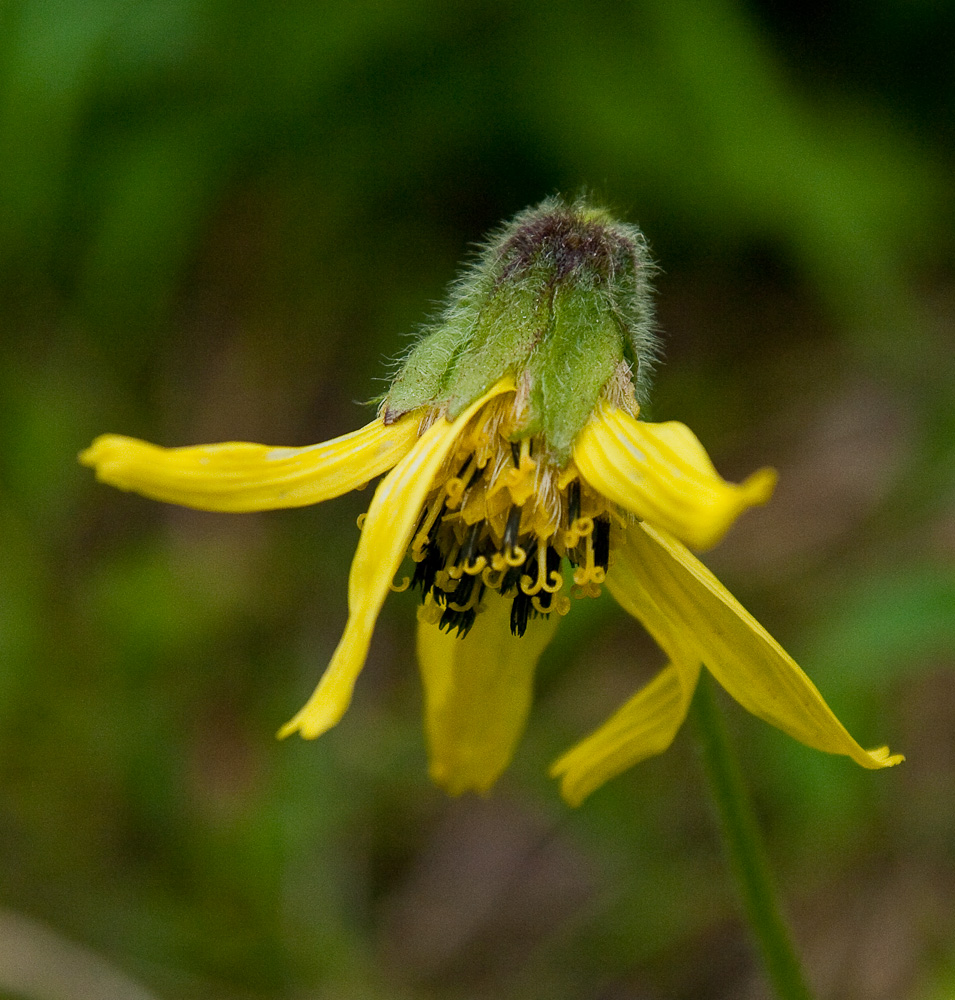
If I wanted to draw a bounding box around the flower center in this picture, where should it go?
[398,395,619,638]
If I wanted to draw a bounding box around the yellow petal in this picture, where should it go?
[550,532,703,805]
[278,380,514,740]
[550,661,699,806]
[78,415,421,512]
[615,521,904,769]
[572,404,777,550]
[418,591,559,795]
[603,524,703,670]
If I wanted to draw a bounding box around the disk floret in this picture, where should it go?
[404,392,623,638]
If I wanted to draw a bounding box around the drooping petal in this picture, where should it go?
[417,591,560,795]
[278,381,514,740]
[615,521,904,769]
[550,662,697,807]
[78,415,421,512]
[550,531,702,805]
[572,404,777,550]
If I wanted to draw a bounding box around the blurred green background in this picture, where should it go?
[1,1,953,997]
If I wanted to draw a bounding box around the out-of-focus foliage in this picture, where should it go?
[0,1,952,998]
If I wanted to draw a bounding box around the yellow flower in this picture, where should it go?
[79,199,902,804]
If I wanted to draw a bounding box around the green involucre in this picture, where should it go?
[385,197,658,461]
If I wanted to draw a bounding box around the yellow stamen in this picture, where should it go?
[448,587,483,613]
[564,515,594,549]
[519,546,548,595]
[519,546,565,597]
[503,545,527,568]
[531,594,556,615]
[572,529,606,587]
[411,489,448,560]
[463,555,487,575]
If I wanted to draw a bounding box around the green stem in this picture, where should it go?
[691,671,815,1000]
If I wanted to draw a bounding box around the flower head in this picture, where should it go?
[80,198,902,804]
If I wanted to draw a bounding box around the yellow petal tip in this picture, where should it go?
[866,745,905,768]
[553,774,587,808]
[546,754,591,808]
[742,466,778,506]
[276,704,337,741]
[427,761,497,798]
[78,434,120,469]
[78,434,155,489]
